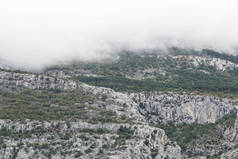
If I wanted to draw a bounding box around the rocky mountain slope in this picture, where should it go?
[1,49,238,158]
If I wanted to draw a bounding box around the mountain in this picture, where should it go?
[0,49,238,159]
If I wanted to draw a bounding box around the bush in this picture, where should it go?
[161,113,237,151]
[117,126,134,140]
[85,148,93,154]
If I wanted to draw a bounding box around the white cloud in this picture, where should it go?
[0,0,238,70]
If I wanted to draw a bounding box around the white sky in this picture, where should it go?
[0,0,238,70]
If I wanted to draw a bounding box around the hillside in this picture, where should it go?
[1,49,238,159]
[45,49,238,95]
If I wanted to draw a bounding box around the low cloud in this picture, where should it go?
[0,0,238,70]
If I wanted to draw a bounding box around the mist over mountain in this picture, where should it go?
[0,0,238,70]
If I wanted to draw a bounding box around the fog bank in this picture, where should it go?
[0,0,238,70]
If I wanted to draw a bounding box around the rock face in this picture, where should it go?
[221,112,238,159]
[221,148,238,159]
[224,112,238,142]
[0,70,77,90]
[0,120,181,159]
[171,55,238,71]
[137,93,237,125]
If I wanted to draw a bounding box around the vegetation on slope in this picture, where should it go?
[160,113,237,155]
[55,50,238,96]
[0,87,124,123]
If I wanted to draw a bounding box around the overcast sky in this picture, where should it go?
[0,0,238,70]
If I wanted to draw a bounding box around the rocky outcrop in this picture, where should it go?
[171,55,238,71]
[77,84,238,126]
[45,69,104,79]
[221,148,238,159]
[0,120,181,159]
[224,112,238,142]
[220,112,238,159]
[0,70,77,90]
[136,93,238,125]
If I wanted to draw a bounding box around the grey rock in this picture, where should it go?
[137,93,237,125]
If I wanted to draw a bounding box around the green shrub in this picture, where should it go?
[85,148,92,154]
[117,126,134,140]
